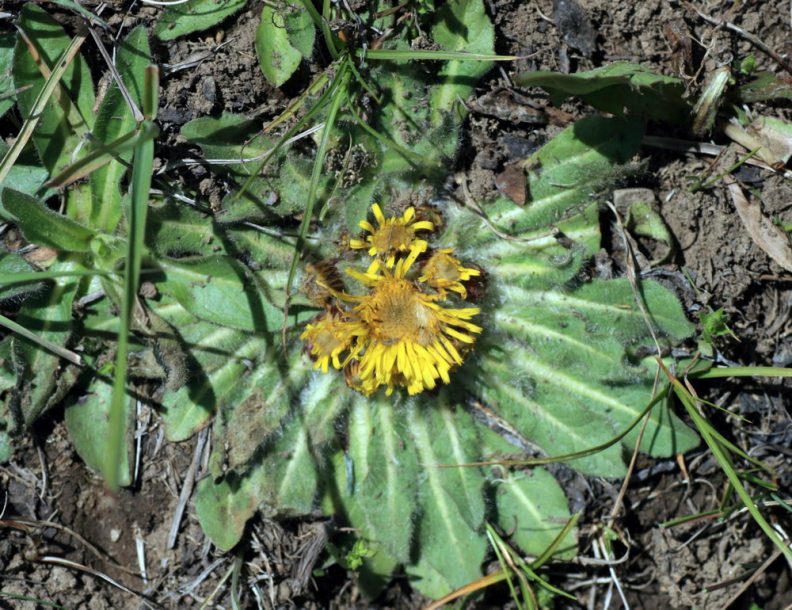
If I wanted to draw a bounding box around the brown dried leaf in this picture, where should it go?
[494,164,526,205]
[725,176,792,272]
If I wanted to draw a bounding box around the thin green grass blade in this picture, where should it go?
[532,513,581,569]
[0,591,68,610]
[693,366,792,379]
[485,525,524,610]
[105,58,159,488]
[45,123,157,189]
[285,60,351,293]
[363,49,516,61]
[663,362,792,562]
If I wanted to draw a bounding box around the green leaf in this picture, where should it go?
[155,300,311,450]
[326,395,419,564]
[9,259,81,426]
[83,298,251,443]
[0,252,40,304]
[368,60,454,176]
[0,142,49,196]
[0,32,15,119]
[147,202,228,257]
[735,71,792,103]
[261,373,348,513]
[445,116,644,290]
[255,2,315,87]
[351,4,496,183]
[194,471,259,551]
[224,223,300,271]
[47,123,158,191]
[515,63,690,124]
[494,469,576,559]
[64,377,132,486]
[0,432,11,463]
[0,188,96,252]
[405,402,488,598]
[430,0,495,125]
[437,115,698,477]
[468,277,698,477]
[181,113,324,221]
[90,26,152,233]
[196,371,346,550]
[13,4,95,174]
[625,197,674,264]
[156,255,310,332]
[154,0,248,41]
[0,337,16,395]
[161,312,243,438]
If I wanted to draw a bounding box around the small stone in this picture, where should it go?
[110,528,122,542]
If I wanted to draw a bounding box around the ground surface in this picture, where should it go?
[1,1,791,609]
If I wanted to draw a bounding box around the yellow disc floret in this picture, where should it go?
[349,203,434,267]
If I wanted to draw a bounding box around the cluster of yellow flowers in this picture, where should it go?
[300,204,482,396]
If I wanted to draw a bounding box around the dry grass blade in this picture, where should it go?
[15,26,90,136]
[0,312,82,366]
[167,427,209,549]
[422,570,508,610]
[37,556,162,609]
[85,24,143,122]
[0,516,141,576]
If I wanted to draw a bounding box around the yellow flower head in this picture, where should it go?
[347,253,481,395]
[302,203,483,397]
[419,248,481,299]
[300,311,366,373]
[349,203,434,267]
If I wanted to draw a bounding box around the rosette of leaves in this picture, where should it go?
[178,114,698,599]
[168,4,697,596]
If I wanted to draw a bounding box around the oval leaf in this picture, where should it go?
[0,188,96,252]
[157,255,285,332]
[154,0,247,41]
[255,3,314,87]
